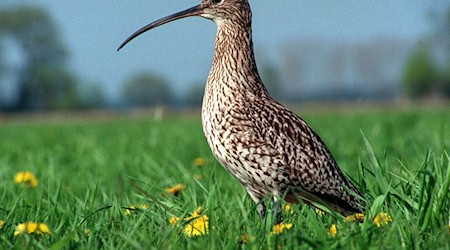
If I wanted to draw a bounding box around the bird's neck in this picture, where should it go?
[208,23,267,97]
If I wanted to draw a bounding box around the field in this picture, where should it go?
[0,108,449,249]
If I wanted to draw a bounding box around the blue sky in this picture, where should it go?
[1,1,442,100]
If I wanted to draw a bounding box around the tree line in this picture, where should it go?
[0,5,206,112]
[0,5,448,112]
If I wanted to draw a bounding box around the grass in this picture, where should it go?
[0,108,448,249]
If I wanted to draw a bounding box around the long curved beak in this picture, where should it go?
[117,5,204,51]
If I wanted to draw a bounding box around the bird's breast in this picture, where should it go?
[201,83,285,195]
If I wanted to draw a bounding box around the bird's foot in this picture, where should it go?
[272,200,282,224]
[257,202,266,219]
[256,200,282,224]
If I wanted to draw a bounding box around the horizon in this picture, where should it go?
[0,1,444,104]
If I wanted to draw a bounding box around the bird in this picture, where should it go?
[118,0,365,223]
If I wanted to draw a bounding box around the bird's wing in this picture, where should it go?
[243,97,364,214]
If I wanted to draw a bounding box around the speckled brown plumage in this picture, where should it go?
[119,0,365,221]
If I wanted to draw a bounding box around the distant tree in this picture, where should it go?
[79,82,106,109]
[260,62,282,99]
[402,46,438,98]
[399,6,450,99]
[122,71,172,107]
[184,82,205,107]
[0,5,80,111]
[34,65,81,110]
[429,6,450,98]
[327,44,347,93]
[279,43,304,101]
[441,63,450,97]
[0,35,4,76]
[0,34,5,106]
[428,5,450,65]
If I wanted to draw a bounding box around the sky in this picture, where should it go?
[0,0,444,101]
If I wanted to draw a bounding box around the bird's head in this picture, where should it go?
[117,0,251,51]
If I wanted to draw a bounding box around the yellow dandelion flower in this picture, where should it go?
[284,204,294,215]
[139,204,149,209]
[14,172,26,184]
[14,171,38,188]
[184,214,209,237]
[193,157,206,167]
[270,223,293,235]
[124,206,136,215]
[14,223,26,237]
[27,222,38,234]
[184,207,203,221]
[373,212,393,228]
[239,233,253,244]
[125,204,148,214]
[85,229,91,236]
[169,216,180,226]
[38,223,51,235]
[329,224,337,237]
[192,207,203,216]
[315,208,325,216]
[166,184,186,196]
[345,213,365,222]
[14,222,51,236]
[0,220,5,229]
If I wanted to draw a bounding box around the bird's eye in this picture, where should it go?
[212,0,224,4]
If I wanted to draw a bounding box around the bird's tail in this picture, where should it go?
[285,187,365,217]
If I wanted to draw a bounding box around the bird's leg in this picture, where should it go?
[247,188,266,220]
[272,197,282,224]
[257,202,266,219]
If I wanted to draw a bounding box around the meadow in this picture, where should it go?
[0,107,448,249]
